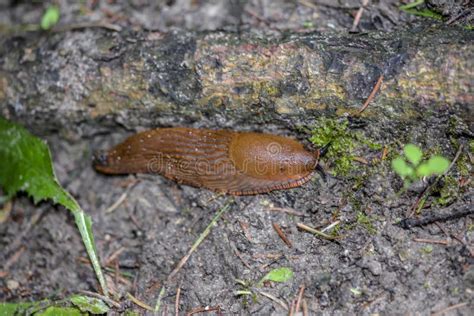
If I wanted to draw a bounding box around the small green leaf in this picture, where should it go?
[392,157,414,177]
[404,144,423,166]
[427,156,450,174]
[41,5,60,30]
[70,295,109,314]
[399,0,424,11]
[350,287,362,296]
[416,162,431,177]
[37,306,83,316]
[260,267,293,285]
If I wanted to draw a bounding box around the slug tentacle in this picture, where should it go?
[94,127,319,195]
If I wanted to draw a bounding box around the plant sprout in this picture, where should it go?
[392,144,450,187]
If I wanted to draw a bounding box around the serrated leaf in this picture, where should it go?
[41,5,60,30]
[70,295,109,314]
[403,144,423,166]
[260,267,293,285]
[0,117,108,296]
[427,156,450,174]
[0,117,79,210]
[391,157,413,177]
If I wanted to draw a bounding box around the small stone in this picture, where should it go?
[7,279,19,290]
[366,260,383,276]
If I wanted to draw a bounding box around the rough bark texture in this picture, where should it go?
[0,22,472,135]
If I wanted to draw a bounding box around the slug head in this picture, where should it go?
[229,133,317,181]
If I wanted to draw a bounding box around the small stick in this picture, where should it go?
[321,220,340,233]
[399,204,473,229]
[272,222,293,248]
[267,206,305,217]
[302,299,309,316]
[432,302,468,316]
[350,0,370,32]
[381,146,389,160]
[167,200,232,281]
[127,292,154,311]
[78,290,121,309]
[186,305,222,316]
[239,220,253,242]
[175,285,181,316]
[295,284,305,313]
[258,291,289,311]
[234,248,252,269]
[352,156,369,164]
[358,73,384,113]
[104,192,128,213]
[413,238,449,245]
[104,246,126,266]
[297,223,340,241]
[289,299,296,316]
[4,246,26,271]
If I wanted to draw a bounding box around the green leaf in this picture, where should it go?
[403,144,423,166]
[70,295,109,314]
[427,156,450,174]
[391,157,414,177]
[416,162,431,177]
[399,0,425,11]
[0,117,108,296]
[259,267,293,285]
[37,306,84,316]
[41,5,60,30]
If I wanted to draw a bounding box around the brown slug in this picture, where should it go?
[93,128,321,195]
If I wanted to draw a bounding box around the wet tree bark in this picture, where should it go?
[0,22,472,136]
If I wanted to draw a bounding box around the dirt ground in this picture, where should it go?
[1,1,473,315]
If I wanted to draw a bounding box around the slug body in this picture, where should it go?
[94,128,319,195]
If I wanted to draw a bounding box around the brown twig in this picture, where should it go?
[431,302,468,316]
[358,73,384,113]
[302,299,309,316]
[297,223,340,241]
[413,238,449,245]
[3,246,26,271]
[78,290,121,309]
[399,204,473,229]
[295,284,305,313]
[186,305,222,316]
[175,285,181,316]
[381,146,389,160]
[272,222,293,248]
[350,0,370,32]
[239,220,253,242]
[267,206,305,217]
[289,300,296,316]
[258,291,289,311]
[234,248,252,269]
[127,292,154,311]
[352,156,369,164]
[104,246,126,266]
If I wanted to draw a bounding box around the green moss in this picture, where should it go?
[456,153,471,177]
[309,117,380,176]
[356,212,377,235]
[435,176,460,206]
